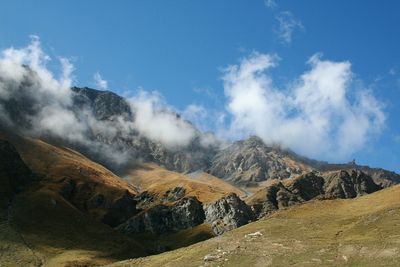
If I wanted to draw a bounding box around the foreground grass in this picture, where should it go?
[108,185,400,267]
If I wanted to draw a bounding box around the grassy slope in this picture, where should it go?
[0,135,148,266]
[109,184,400,267]
[9,135,138,194]
[128,163,246,203]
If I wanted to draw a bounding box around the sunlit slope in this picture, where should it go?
[10,135,137,193]
[128,163,246,203]
[109,184,400,267]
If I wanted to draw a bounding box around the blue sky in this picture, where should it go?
[1,0,400,172]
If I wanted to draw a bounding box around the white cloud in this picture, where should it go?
[264,0,277,9]
[222,52,385,160]
[94,71,108,90]
[275,11,304,44]
[128,90,197,149]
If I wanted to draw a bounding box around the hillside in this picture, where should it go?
[108,184,400,267]
[127,163,246,204]
[0,134,149,266]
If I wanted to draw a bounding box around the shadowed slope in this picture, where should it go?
[0,134,148,266]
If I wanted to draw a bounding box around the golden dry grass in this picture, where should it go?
[7,135,137,194]
[128,163,246,203]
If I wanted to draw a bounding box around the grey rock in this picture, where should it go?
[119,197,205,235]
[209,136,307,186]
[251,170,382,219]
[204,193,254,235]
[162,186,186,203]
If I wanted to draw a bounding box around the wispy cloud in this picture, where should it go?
[193,87,222,105]
[275,11,304,45]
[264,0,277,9]
[94,71,108,90]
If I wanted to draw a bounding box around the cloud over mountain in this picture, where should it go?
[0,36,203,165]
[222,52,385,160]
[0,37,386,164]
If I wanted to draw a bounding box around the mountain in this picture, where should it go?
[209,136,312,186]
[209,135,400,188]
[66,87,400,190]
[70,87,218,173]
[3,81,397,189]
[1,79,399,266]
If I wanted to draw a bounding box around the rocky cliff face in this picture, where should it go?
[249,169,382,219]
[118,197,205,235]
[119,193,256,236]
[71,87,133,120]
[209,136,310,185]
[204,193,254,235]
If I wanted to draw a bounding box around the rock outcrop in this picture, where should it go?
[118,197,205,235]
[209,136,309,186]
[204,193,254,235]
[249,169,382,219]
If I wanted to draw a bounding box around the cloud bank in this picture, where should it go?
[222,52,385,160]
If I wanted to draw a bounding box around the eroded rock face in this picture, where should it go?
[323,170,382,198]
[209,136,308,186]
[204,193,254,235]
[250,170,382,219]
[119,197,205,235]
[0,140,34,208]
